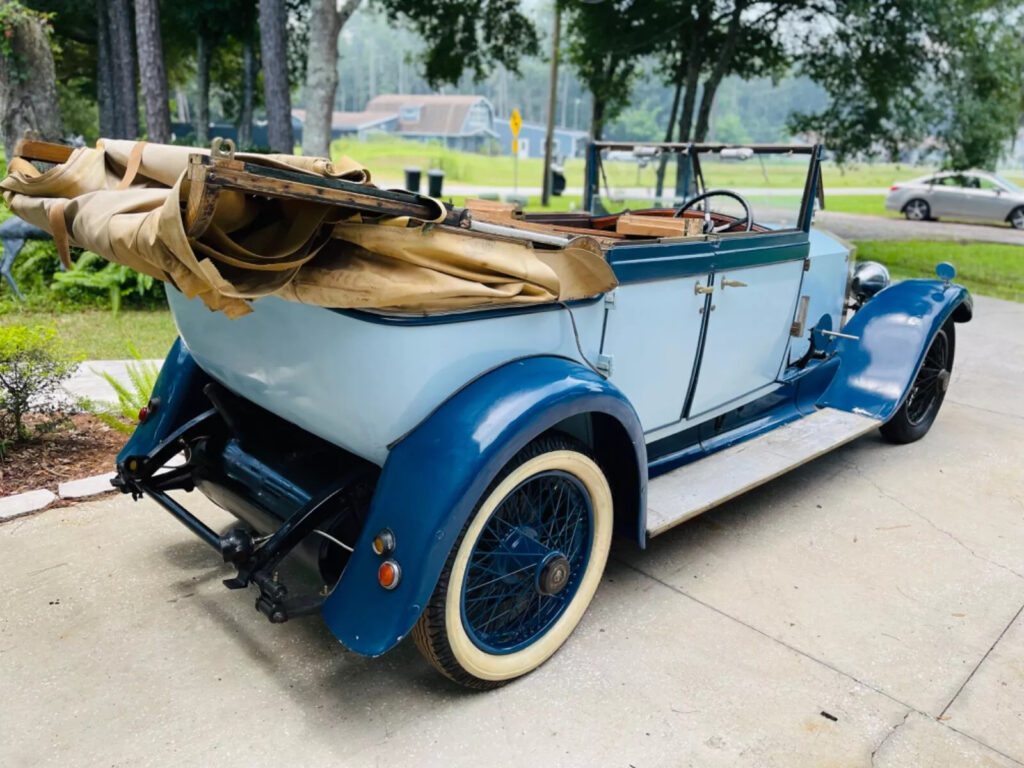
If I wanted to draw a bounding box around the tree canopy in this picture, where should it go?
[789,0,1024,168]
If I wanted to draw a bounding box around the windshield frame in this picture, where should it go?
[583,141,824,234]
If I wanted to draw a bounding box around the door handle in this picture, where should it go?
[694,282,714,295]
[721,279,747,288]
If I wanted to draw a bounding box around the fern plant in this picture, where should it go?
[51,251,157,314]
[89,345,160,434]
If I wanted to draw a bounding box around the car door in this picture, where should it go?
[959,176,1011,222]
[685,259,805,417]
[598,278,706,431]
[955,175,988,220]
[926,176,961,216]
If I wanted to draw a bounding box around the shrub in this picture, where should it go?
[88,345,159,435]
[51,251,162,313]
[0,324,76,450]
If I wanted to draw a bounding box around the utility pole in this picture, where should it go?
[540,6,561,207]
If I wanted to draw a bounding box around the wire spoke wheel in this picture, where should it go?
[905,329,950,425]
[462,470,592,654]
[413,435,613,688]
[880,321,955,444]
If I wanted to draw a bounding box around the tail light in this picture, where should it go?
[889,185,900,191]
[138,396,160,424]
[378,560,401,590]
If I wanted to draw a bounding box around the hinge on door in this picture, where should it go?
[596,354,613,377]
[790,295,810,336]
[604,289,617,308]
[803,257,811,272]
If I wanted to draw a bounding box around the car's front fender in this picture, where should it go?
[819,279,972,421]
[321,355,646,657]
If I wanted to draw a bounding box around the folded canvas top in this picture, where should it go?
[0,139,616,318]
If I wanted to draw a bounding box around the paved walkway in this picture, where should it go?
[63,359,163,405]
[2,295,1022,767]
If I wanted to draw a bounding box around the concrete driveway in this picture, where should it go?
[2,295,1023,768]
[816,210,1024,245]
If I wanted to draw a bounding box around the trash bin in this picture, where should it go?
[404,167,422,193]
[551,165,566,197]
[427,169,445,197]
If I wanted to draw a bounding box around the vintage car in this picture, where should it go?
[3,139,972,689]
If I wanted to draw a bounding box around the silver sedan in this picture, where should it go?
[885,170,1024,229]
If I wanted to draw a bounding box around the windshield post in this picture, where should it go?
[798,145,824,232]
[583,142,600,213]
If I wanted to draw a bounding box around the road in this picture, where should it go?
[816,210,1024,245]
[2,295,1023,767]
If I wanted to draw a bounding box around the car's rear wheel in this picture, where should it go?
[1009,206,1024,230]
[412,433,612,689]
[904,199,931,221]
[880,321,955,444]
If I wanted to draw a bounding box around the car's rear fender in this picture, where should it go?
[116,338,213,464]
[818,279,972,421]
[321,355,646,657]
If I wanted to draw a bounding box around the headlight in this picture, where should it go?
[851,261,890,304]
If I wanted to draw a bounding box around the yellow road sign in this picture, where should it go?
[509,109,522,137]
[512,138,518,155]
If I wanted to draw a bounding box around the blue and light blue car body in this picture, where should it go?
[120,143,972,657]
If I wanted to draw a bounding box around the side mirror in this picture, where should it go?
[935,262,956,284]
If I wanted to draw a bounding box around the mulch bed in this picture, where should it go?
[0,414,128,503]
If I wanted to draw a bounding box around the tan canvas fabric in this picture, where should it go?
[1,139,616,317]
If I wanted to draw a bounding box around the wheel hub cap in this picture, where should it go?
[537,552,571,596]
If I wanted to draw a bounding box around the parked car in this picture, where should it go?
[885,170,1024,229]
[5,139,973,689]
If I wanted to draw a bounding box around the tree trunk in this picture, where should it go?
[655,60,685,202]
[134,0,170,143]
[107,0,139,138]
[0,5,62,162]
[302,0,361,158]
[259,0,294,153]
[96,0,116,138]
[194,33,210,144]
[590,98,605,141]
[238,38,256,148]
[693,2,746,142]
[674,11,708,201]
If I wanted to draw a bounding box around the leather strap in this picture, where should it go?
[116,141,147,189]
[47,201,72,269]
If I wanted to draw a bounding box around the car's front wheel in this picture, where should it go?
[903,198,931,221]
[880,321,955,444]
[412,434,613,688]
[1009,206,1024,230]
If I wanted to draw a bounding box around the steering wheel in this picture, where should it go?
[673,189,753,233]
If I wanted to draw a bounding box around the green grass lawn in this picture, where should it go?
[0,309,178,360]
[852,239,1024,303]
[333,136,1024,193]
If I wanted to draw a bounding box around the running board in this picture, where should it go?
[646,408,880,537]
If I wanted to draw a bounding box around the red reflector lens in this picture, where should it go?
[889,185,900,191]
[138,406,149,423]
[378,560,401,590]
